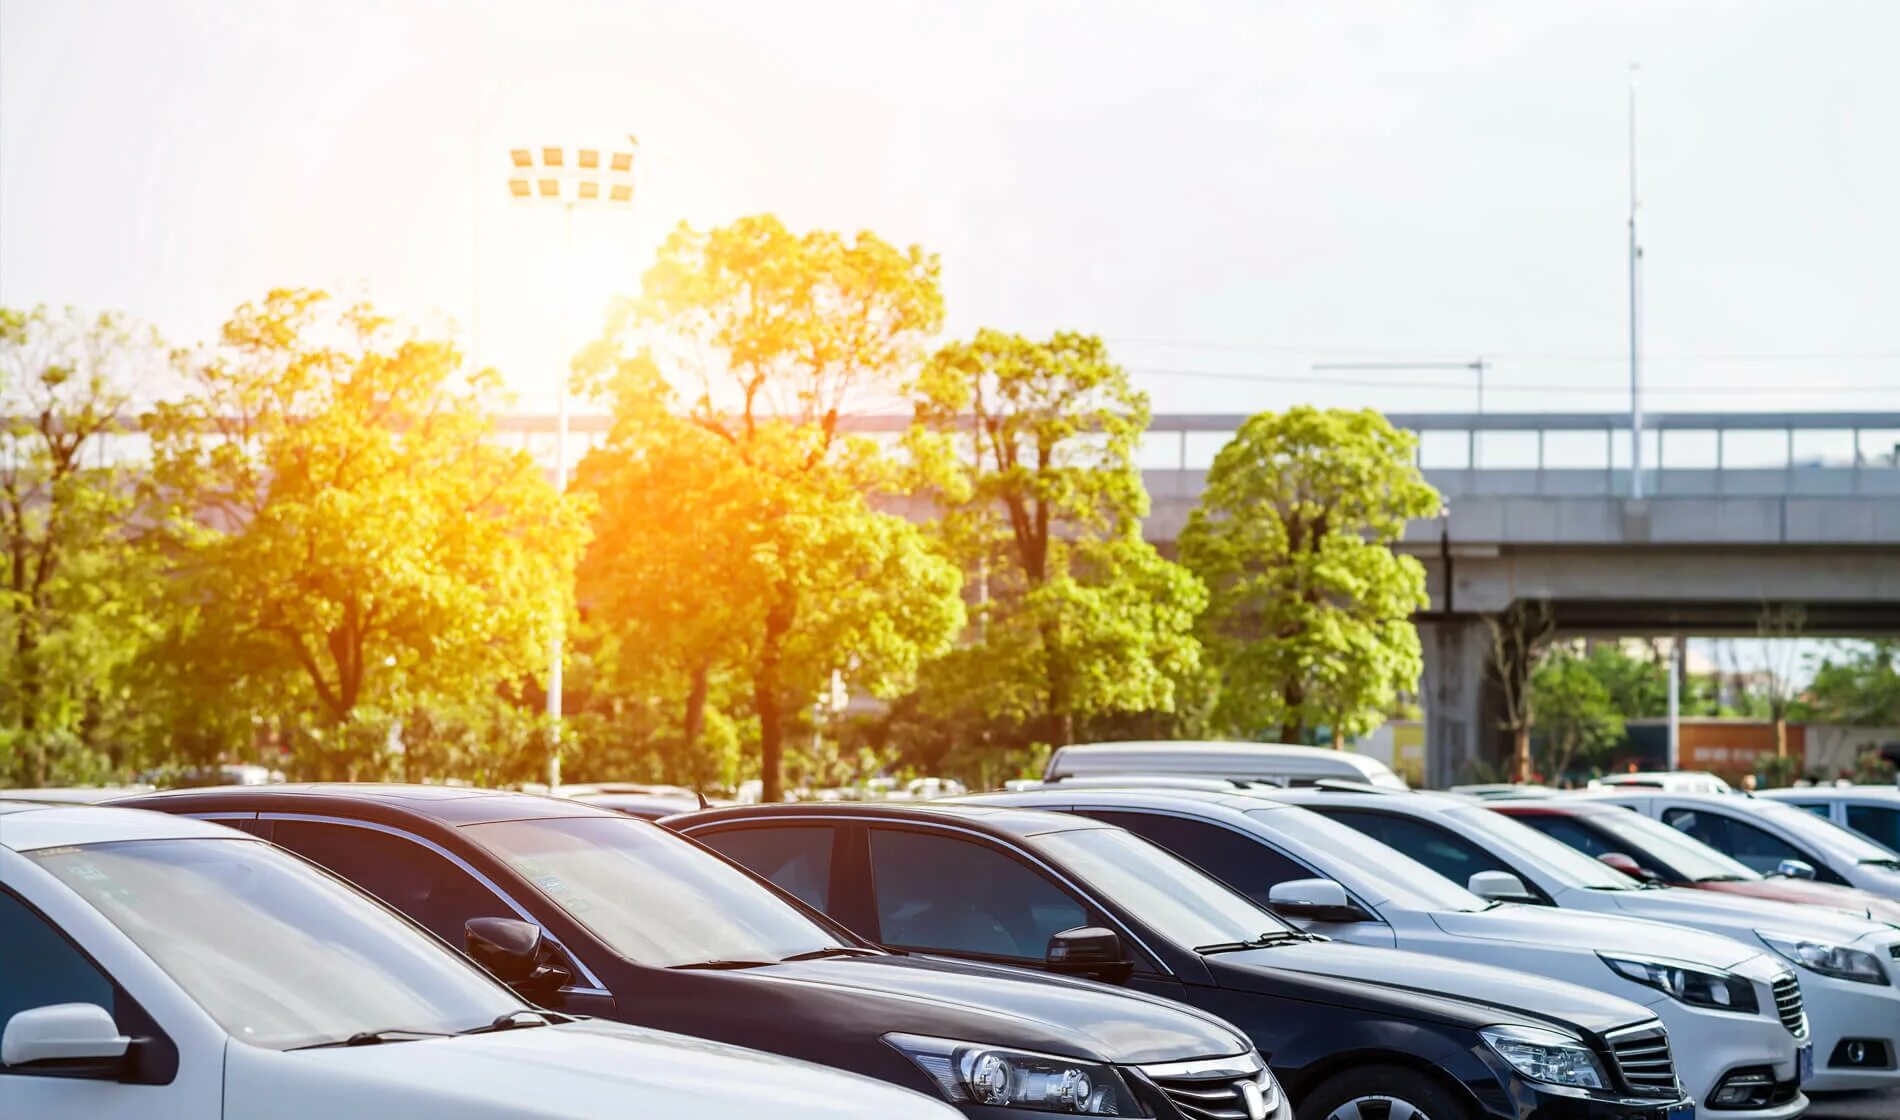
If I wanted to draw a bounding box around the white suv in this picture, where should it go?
[0,800,957,1120]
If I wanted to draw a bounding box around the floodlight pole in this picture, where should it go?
[546,198,574,790]
[1628,64,1645,501]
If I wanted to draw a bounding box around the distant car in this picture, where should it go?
[0,800,960,1120]
[568,791,707,820]
[1589,772,1733,795]
[1449,783,1558,801]
[1490,796,1900,926]
[1042,740,1408,790]
[0,785,157,803]
[1759,786,1900,854]
[1588,789,1900,901]
[673,800,1700,1120]
[121,784,1267,1120]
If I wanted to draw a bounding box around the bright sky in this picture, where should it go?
[4,0,1899,418]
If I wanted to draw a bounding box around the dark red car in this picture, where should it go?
[1492,798,1900,926]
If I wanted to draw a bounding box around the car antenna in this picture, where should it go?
[694,787,711,811]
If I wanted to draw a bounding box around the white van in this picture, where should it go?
[1042,740,1408,790]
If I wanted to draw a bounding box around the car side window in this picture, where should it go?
[0,889,118,1051]
[1845,805,1900,851]
[696,826,837,913]
[1321,809,1515,889]
[1664,809,1808,876]
[1785,802,1831,819]
[269,820,516,946]
[866,828,1087,961]
[1079,810,1313,907]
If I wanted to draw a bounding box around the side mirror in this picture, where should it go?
[466,917,571,998]
[1467,870,1536,902]
[3,1003,130,1073]
[1775,859,1817,881]
[1597,852,1661,883]
[1267,878,1364,922]
[1046,926,1134,985]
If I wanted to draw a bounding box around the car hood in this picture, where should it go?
[727,953,1249,1065]
[1428,903,1761,969]
[1577,883,1892,946]
[1696,878,1900,926]
[222,1018,960,1119]
[1206,940,1651,1036]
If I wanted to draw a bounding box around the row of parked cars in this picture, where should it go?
[3,742,1896,1119]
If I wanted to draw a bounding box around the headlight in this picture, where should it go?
[1480,1025,1605,1089]
[1759,932,1891,986]
[1601,954,1761,1013]
[884,1034,1144,1115]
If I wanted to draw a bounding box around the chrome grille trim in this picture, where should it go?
[1606,1023,1680,1098]
[1772,974,1808,1039]
[1138,1053,1280,1120]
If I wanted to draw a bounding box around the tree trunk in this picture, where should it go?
[1773,710,1788,759]
[682,660,709,757]
[1280,678,1305,744]
[1330,724,1345,751]
[1513,725,1532,783]
[755,586,796,803]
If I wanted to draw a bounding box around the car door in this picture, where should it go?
[1075,809,1398,948]
[0,881,211,1120]
[1319,809,1554,903]
[264,817,615,1016]
[1659,805,1847,884]
[691,821,868,929]
[1844,803,1900,852]
[859,824,1189,1003]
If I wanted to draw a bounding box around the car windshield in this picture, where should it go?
[1032,825,1298,949]
[1582,808,1761,882]
[465,816,849,967]
[1441,805,1640,890]
[1243,806,1491,912]
[1745,800,1900,863]
[30,837,524,1050]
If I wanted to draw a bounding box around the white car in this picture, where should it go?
[1759,786,1900,855]
[0,800,959,1120]
[1042,740,1408,789]
[1589,772,1734,795]
[1278,786,1900,1097]
[963,785,1808,1116]
[1590,789,1900,902]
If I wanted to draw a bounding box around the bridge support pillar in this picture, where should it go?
[1421,617,1489,789]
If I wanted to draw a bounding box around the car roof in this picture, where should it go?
[1760,787,1900,802]
[112,783,625,827]
[1487,797,1628,816]
[956,786,1289,817]
[666,799,1112,840]
[0,800,246,851]
[1262,786,1467,813]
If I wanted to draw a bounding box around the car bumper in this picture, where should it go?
[1654,1004,1801,1118]
[1801,972,1900,1092]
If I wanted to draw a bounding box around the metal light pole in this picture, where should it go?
[1628,65,1646,501]
[506,139,637,789]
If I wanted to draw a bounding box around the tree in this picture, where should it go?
[1801,640,1900,727]
[0,307,169,786]
[1530,648,1626,780]
[146,289,589,781]
[909,329,1204,748]
[586,215,964,801]
[1489,599,1556,783]
[1180,407,1437,745]
[1753,603,1807,758]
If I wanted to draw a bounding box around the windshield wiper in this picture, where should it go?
[670,958,776,970]
[289,1028,452,1050]
[1195,931,1317,954]
[458,1010,562,1035]
[1859,859,1900,871]
[781,946,882,961]
[1696,874,1749,883]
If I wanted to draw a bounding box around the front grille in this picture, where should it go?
[1607,1024,1680,1098]
[1139,1054,1280,1120]
[1772,973,1809,1038]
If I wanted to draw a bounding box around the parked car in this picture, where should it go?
[0,799,960,1120]
[948,785,1829,1110]
[1759,786,1900,854]
[1449,783,1559,801]
[1588,772,1734,795]
[1041,741,1408,790]
[563,786,707,820]
[671,800,1700,1120]
[1278,786,1900,1098]
[1490,797,1900,925]
[1586,789,1900,901]
[119,784,1273,1120]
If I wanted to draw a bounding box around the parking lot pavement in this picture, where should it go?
[1805,1089,1900,1119]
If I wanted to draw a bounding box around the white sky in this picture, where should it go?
[4,0,1899,418]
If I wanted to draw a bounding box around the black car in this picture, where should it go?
[119,785,1280,1120]
[670,801,1698,1120]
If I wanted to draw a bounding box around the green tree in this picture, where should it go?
[0,307,169,786]
[909,329,1204,748]
[1799,641,1900,727]
[1530,649,1626,780]
[146,289,589,781]
[1181,407,1437,745]
[586,215,964,801]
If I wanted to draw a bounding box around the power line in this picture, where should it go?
[1108,336,1900,365]
[1124,365,1900,395]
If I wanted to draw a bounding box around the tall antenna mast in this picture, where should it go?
[1628,64,1645,500]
